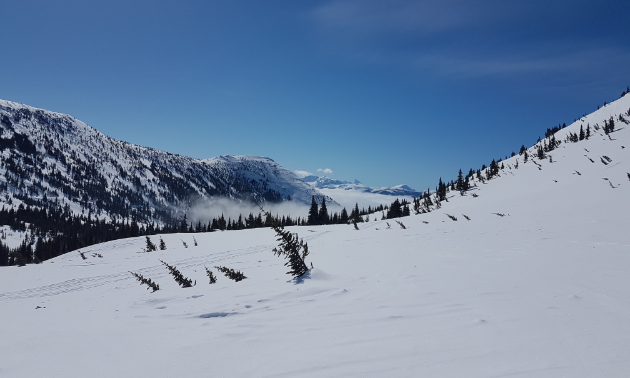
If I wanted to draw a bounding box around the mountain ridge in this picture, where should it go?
[301,175,423,197]
[0,99,331,225]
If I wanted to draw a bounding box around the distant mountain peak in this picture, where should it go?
[302,175,421,197]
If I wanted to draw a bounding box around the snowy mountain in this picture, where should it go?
[300,175,422,209]
[302,175,423,196]
[1,92,629,377]
[0,100,330,224]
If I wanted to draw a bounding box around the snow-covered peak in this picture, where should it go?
[0,100,333,224]
[302,175,422,197]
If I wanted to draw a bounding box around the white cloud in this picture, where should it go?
[294,170,313,178]
[317,168,333,174]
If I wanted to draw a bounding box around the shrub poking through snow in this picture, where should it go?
[145,236,157,252]
[130,272,160,292]
[205,266,217,284]
[215,266,247,282]
[159,237,166,250]
[271,225,310,278]
[161,260,195,287]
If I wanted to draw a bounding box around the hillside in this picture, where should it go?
[0,94,629,377]
[0,100,329,226]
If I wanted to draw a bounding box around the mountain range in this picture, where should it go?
[301,175,422,197]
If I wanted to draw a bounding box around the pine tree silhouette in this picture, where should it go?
[144,236,157,252]
[161,260,194,287]
[319,197,329,225]
[271,225,310,277]
[307,196,319,225]
[205,266,217,284]
[215,266,247,282]
[130,272,160,292]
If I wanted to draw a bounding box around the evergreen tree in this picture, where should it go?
[387,199,402,219]
[144,236,157,252]
[307,196,319,225]
[215,266,247,282]
[205,266,217,284]
[456,169,464,191]
[352,203,361,223]
[130,216,139,237]
[161,260,194,288]
[180,214,188,233]
[130,272,160,292]
[159,237,166,250]
[318,197,329,225]
[271,225,310,277]
[340,207,349,224]
[437,178,446,201]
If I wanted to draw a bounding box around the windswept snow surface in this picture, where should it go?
[1,96,630,377]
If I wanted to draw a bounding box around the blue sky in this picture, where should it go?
[1,0,629,190]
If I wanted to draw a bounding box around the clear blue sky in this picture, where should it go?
[1,0,629,190]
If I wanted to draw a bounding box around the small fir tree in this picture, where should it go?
[205,266,217,284]
[145,236,157,252]
[161,260,195,288]
[318,197,329,225]
[130,272,160,292]
[307,196,319,225]
[271,225,310,277]
[215,266,247,282]
[159,237,167,250]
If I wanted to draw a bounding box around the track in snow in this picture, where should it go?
[0,230,330,301]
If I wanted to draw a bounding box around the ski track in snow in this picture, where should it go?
[0,231,330,301]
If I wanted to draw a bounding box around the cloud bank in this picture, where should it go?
[188,197,311,224]
[294,170,313,178]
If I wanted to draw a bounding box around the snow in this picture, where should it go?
[0,225,31,249]
[1,95,629,377]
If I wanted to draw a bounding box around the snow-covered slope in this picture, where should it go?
[202,155,333,206]
[1,94,629,377]
[0,100,329,223]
